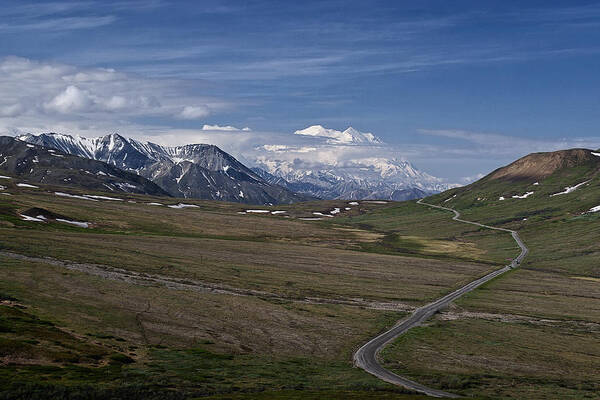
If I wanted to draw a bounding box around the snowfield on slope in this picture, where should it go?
[550,181,590,196]
[56,218,89,228]
[168,203,200,209]
[512,192,534,199]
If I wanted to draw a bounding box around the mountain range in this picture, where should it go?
[17,133,312,205]
[251,125,456,200]
[16,129,455,203]
[0,136,168,195]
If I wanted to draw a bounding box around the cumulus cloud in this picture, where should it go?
[44,85,94,113]
[0,56,226,134]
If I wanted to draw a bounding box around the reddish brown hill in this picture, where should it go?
[487,149,599,181]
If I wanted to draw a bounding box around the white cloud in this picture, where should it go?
[0,56,226,134]
[419,128,600,156]
[202,124,250,131]
[45,85,94,113]
[0,103,23,117]
[179,106,211,120]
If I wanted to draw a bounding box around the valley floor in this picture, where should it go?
[1,181,599,399]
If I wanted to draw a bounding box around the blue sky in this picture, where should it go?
[1,0,599,181]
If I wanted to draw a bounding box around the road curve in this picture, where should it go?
[353,199,528,398]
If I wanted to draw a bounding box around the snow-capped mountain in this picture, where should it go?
[294,125,382,144]
[0,136,168,196]
[17,133,311,204]
[252,157,453,200]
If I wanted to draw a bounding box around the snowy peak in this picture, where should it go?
[17,132,310,204]
[294,125,382,144]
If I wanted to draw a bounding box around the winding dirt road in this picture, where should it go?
[353,199,528,398]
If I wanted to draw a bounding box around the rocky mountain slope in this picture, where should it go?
[0,136,168,195]
[18,133,312,204]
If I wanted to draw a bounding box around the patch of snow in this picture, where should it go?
[363,200,388,204]
[348,201,359,206]
[444,195,457,203]
[345,207,351,210]
[299,217,323,221]
[36,215,47,220]
[237,211,247,214]
[499,196,505,201]
[550,181,590,196]
[589,205,600,213]
[168,203,199,209]
[246,209,270,213]
[1,193,12,196]
[55,192,97,201]
[0,175,12,179]
[115,182,137,190]
[312,212,334,218]
[533,182,539,185]
[271,210,286,215]
[330,208,341,214]
[16,183,39,188]
[147,202,163,206]
[512,192,534,199]
[85,195,123,201]
[26,144,34,148]
[591,152,600,157]
[19,214,44,222]
[97,171,107,176]
[51,154,64,157]
[239,190,244,198]
[56,218,89,228]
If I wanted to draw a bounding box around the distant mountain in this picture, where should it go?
[17,133,312,204]
[0,136,168,195]
[252,157,454,201]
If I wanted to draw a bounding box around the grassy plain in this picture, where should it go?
[0,181,500,399]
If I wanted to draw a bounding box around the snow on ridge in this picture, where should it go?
[19,214,44,222]
[550,181,590,196]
